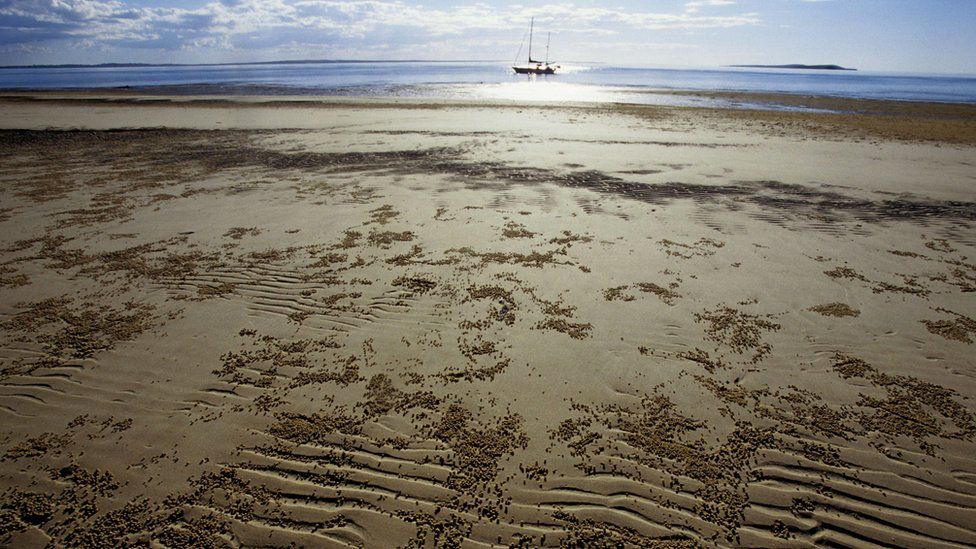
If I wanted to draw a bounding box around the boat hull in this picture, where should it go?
[513,66,556,75]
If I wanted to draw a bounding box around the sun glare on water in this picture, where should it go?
[471,79,614,103]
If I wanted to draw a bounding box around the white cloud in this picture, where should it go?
[0,0,762,58]
[684,0,736,14]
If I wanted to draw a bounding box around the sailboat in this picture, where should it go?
[512,17,559,75]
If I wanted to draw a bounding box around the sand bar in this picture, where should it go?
[0,93,975,547]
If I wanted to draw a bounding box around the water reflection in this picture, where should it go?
[461,79,618,103]
[3,61,973,106]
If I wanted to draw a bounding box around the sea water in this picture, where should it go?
[1,61,975,108]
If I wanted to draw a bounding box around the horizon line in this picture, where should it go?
[1,59,974,77]
[0,58,543,70]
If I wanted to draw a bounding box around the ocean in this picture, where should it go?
[1,61,975,109]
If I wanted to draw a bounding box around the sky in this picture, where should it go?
[1,0,974,73]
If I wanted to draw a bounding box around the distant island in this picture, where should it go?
[730,64,856,71]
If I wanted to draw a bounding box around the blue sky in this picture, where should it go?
[1,0,974,73]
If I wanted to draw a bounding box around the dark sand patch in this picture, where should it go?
[808,302,860,317]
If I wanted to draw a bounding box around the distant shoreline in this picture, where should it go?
[0,60,861,71]
[0,59,505,70]
[730,64,857,71]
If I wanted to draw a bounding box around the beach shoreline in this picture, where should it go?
[3,90,976,145]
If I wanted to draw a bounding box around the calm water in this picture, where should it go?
[1,61,975,107]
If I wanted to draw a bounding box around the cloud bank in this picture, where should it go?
[0,0,760,60]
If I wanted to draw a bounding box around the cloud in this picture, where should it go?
[0,0,762,54]
[684,0,736,14]
[0,41,55,54]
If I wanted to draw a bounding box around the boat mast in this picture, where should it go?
[545,32,550,64]
[528,17,533,63]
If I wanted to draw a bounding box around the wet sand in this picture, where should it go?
[1,93,975,547]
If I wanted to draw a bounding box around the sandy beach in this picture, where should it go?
[1,93,975,547]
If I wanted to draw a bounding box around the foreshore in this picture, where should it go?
[4,88,976,144]
[1,92,974,547]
